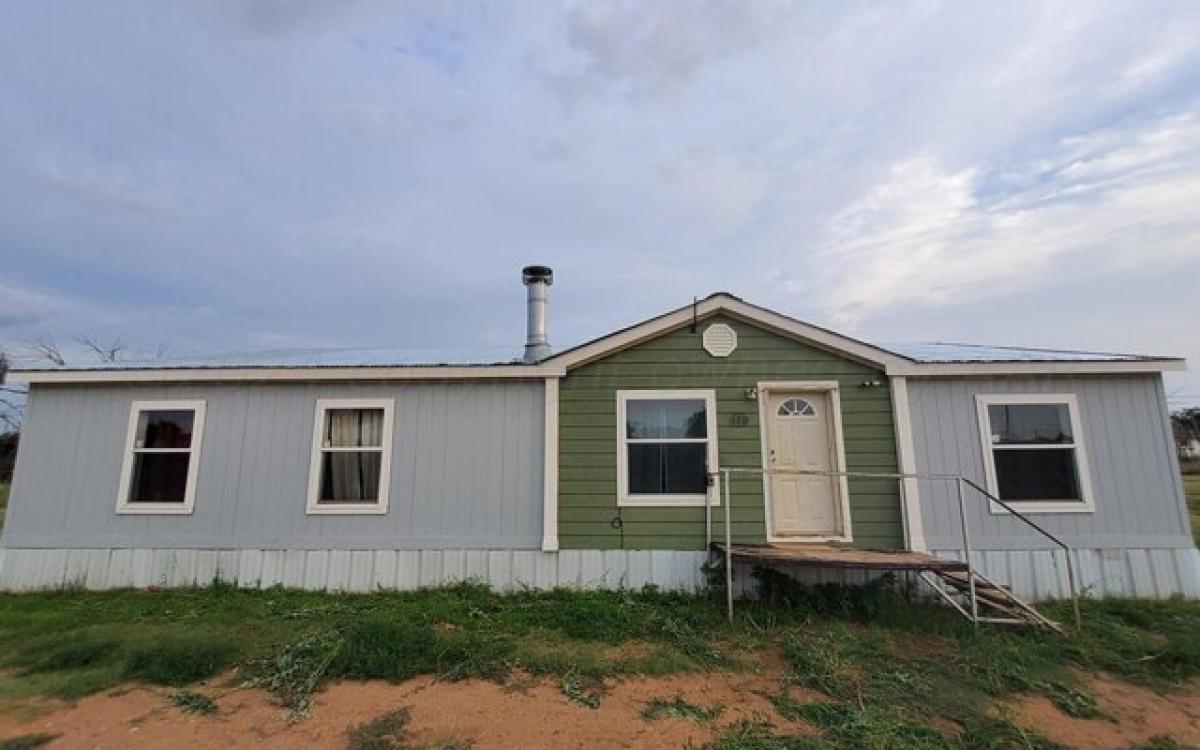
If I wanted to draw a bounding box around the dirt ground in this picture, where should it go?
[1004,671,1200,749]
[0,668,816,750]
[2,668,1199,749]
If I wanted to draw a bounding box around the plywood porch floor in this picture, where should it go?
[712,543,968,573]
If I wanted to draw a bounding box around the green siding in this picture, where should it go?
[558,316,904,551]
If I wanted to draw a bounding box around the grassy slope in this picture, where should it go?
[0,583,1199,749]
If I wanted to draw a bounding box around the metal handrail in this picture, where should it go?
[706,466,1082,631]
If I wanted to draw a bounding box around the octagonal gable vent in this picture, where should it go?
[702,323,738,357]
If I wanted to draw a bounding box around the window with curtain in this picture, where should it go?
[617,391,716,505]
[308,399,393,513]
[978,395,1092,510]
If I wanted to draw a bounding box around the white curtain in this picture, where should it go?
[322,408,383,502]
[326,408,383,447]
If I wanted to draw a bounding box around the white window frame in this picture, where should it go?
[306,397,394,515]
[975,393,1095,514]
[116,399,206,515]
[616,389,718,507]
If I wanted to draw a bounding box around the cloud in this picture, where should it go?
[31,154,179,220]
[548,0,800,102]
[0,281,60,328]
[796,112,1200,327]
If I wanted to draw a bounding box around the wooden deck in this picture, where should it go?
[713,543,968,573]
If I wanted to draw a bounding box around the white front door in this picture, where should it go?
[766,390,843,538]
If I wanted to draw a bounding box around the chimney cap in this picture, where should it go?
[522,265,553,285]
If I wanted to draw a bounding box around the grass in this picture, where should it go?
[1,582,1200,746]
[1183,472,1200,541]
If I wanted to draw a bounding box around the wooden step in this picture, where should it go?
[934,571,1063,632]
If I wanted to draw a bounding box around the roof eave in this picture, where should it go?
[12,362,567,384]
[888,359,1187,376]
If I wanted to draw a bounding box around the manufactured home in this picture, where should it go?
[1,267,1193,604]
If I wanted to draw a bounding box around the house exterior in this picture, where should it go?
[1,269,1193,600]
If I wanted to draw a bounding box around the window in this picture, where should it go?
[116,400,206,514]
[616,390,718,506]
[777,398,817,418]
[976,394,1094,513]
[307,398,394,514]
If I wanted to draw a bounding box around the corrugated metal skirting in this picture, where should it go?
[0,548,708,593]
[1,547,1197,600]
[931,547,1200,600]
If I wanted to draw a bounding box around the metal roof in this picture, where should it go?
[880,342,1168,364]
[10,340,1174,374]
[10,346,523,372]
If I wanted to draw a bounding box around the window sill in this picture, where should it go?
[306,504,389,516]
[617,494,718,508]
[987,499,1095,515]
[116,504,194,515]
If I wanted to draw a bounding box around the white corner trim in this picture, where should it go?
[759,381,854,544]
[975,393,1096,514]
[889,377,926,552]
[115,400,206,515]
[541,377,560,552]
[615,389,719,508]
[305,398,394,515]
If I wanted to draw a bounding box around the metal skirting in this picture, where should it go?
[1,546,1197,600]
[0,548,708,593]
[930,547,1200,600]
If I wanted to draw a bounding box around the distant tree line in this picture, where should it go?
[1174,407,1200,464]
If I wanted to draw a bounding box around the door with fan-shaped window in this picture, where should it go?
[766,391,842,537]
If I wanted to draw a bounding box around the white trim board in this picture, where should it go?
[541,377,560,551]
[757,381,854,544]
[890,377,926,551]
[975,393,1096,514]
[115,400,207,515]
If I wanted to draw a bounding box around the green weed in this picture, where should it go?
[0,735,57,750]
[560,668,603,709]
[347,707,411,750]
[245,628,344,717]
[640,694,723,722]
[1129,737,1191,750]
[170,689,218,715]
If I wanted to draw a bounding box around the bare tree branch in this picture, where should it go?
[24,336,66,366]
[76,334,125,363]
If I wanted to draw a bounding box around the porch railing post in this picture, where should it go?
[723,468,733,624]
[956,477,978,627]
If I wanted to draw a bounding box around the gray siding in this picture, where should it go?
[3,381,544,549]
[908,375,1192,551]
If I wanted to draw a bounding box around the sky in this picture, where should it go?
[1,1,1198,415]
